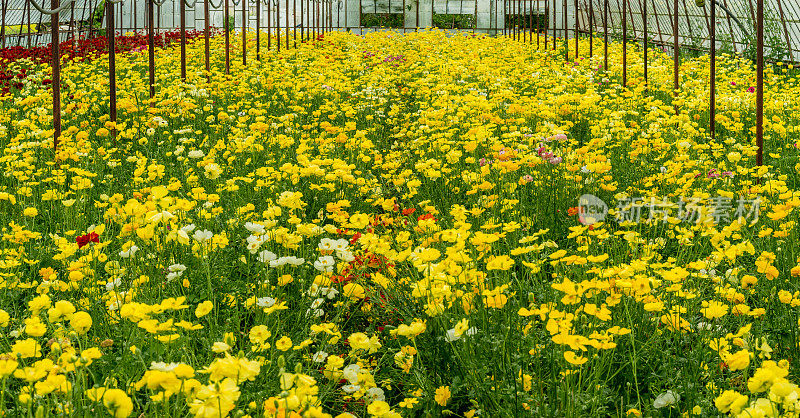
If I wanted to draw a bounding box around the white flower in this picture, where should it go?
[181,224,197,233]
[270,256,305,267]
[336,249,355,262]
[258,250,277,263]
[244,222,266,234]
[188,150,205,159]
[193,229,213,243]
[256,297,276,308]
[365,387,386,403]
[310,298,325,309]
[312,351,328,363]
[342,384,361,393]
[314,256,336,273]
[653,391,679,408]
[342,364,360,384]
[166,264,187,281]
[246,234,269,254]
[150,361,181,372]
[105,277,123,291]
[119,244,138,258]
[445,328,461,342]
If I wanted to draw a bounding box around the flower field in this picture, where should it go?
[1,29,800,417]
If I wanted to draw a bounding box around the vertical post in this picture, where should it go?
[574,0,578,57]
[544,0,548,48]
[276,0,280,51]
[552,0,555,50]
[181,0,187,80]
[756,0,763,166]
[286,0,290,47]
[243,0,247,65]
[0,0,7,49]
[603,0,607,71]
[205,0,210,78]
[642,0,646,87]
[709,0,715,139]
[148,0,156,99]
[673,0,678,114]
[108,0,117,133]
[256,0,261,59]
[69,0,74,51]
[225,0,231,71]
[302,0,306,38]
[51,0,61,151]
[589,0,592,56]
[268,0,272,49]
[293,0,296,46]
[622,0,626,85]
[563,0,566,58]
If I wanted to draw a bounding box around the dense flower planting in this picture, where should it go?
[0,29,800,417]
[0,30,207,94]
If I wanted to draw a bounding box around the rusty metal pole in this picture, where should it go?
[301,0,305,39]
[276,0,280,51]
[673,0,678,115]
[243,0,247,65]
[285,0,289,47]
[148,0,156,99]
[574,0,578,57]
[181,0,187,80]
[108,0,117,134]
[293,0,296,46]
[0,0,7,49]
[51,0,61,151]
[589,0,592,56]
[225,0,231,72]
[756,0,763,166]
[642,0,646,87]
[603,0,607,71]
[544,0,548,48]
[204,0,210,79]
[709,0,715,139]
[622,0,626,86]
[268,0,272,49]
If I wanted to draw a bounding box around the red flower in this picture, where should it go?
[401,208,416,216]
[76,232,99,248]
[349,232,362,245]
[417,213,436,222]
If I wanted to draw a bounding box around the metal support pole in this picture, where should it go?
[205,0,210,78]
[622,0,626,85]
[673,0,678,114]
[181,0,187,80]
[756,0,763,166]
[225,0,231,72]
[709,0,715,139]
[243,0,247,65]
[108,0,117,133]
[51,0,61,151]
[148,0,156,99]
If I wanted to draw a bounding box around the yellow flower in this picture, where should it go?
[101,388,133,417]
[434,386,451,406]
[563,351,588,366]
[486,255,514,271]
[343,282,366,300]
[275,336,292,351]
[195,301,214,318]
[23,207,38,217]
[714,390,748,414]
[724,350,751,371]
[70,311,93,335]
[367,400,392,416]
